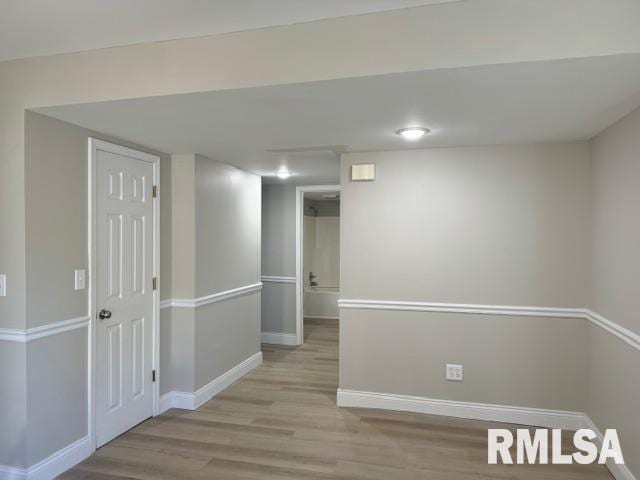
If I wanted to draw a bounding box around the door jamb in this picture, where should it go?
[88,138,161,451]
[295,185,341,345]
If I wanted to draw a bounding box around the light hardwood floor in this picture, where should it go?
[61,318,612,479]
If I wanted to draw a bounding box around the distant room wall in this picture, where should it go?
[260,183,297,336]
[588,106,640,475]
[340,142,591,412]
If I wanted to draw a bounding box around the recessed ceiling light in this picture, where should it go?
[276,171,293,179]
[396,126,430,141]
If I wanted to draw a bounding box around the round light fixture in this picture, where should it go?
[276,170,293,179]
[396,126,430,141]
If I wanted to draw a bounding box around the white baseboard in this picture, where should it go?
[261,332,298,345]
[583,414,637,480]
[0,466,23,480]
[162,352,262,411]
[158,392,173,414]
[337,389,636,480]
[0,435,92,480]
[304,315,339,320]
[337,389,585,430]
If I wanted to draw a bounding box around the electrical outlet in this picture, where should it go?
[0,274,6,296]
[446,364,463,382]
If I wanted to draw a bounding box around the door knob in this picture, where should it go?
[98,309,112,320]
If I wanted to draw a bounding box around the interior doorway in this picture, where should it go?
[295,185,341,345]
[89,139,161,448]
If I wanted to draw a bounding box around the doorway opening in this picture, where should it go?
[295,185,341,344]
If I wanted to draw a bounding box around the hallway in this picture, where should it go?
[61,319,611,480]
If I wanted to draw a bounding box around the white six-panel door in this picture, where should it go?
[95,143,155,448]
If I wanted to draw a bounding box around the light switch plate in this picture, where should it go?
[446,363,463,382]
[0,274,6,296]
[74,269,86,291]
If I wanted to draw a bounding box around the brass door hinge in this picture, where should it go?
[152,370,156,382]
[152,185,158,198]
[152,277,157,290]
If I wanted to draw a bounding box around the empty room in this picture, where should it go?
[1,1,639,479]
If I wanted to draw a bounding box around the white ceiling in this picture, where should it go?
[0,0,460,62]
[37,54,640,184]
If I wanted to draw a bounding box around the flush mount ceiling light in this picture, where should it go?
[276,170,293,179]
[396,126,430,141]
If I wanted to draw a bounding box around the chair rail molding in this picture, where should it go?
[261,275,296,284]
[338,299,640,352]
[0,316,90,343]
[160,282,262,309]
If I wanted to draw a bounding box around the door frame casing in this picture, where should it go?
[87,138,161,451]
[295,185,341,345]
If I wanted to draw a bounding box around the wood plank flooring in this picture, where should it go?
[61,318,612,479]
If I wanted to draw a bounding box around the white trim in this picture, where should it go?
[584,414,637,480]
[296,185,341,347]
[88,138,161,453]
[261,275,296,284]
[158,392,173,414]
[159,299,172,310]
[338,299,640,352]
[261,332,298,345]
[584,309,640,352]
[0,436,92,480]
[337,389,585,430]
[0,316,89,342]
[338,299,584,318]
[159,282,262,309]
[164,352,262,410]
[337,389,637,479]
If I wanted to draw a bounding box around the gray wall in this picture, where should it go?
[195,294,260,390]
[0,344,26,468]
[261,282,297,335]
[26,329,87,465]
[340,143,591,411]
[5,112,173,469]
[195,156,261,297]
[2,0,637,334]
[171,155,197,298]
[588,107,640,475]
[340,310,587,411]
[24,112,174,327]
[261,183,297,335]
[342,144,590,306]
[2,1,639,472]
[166,154,262,394]
[262,183,296,277]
